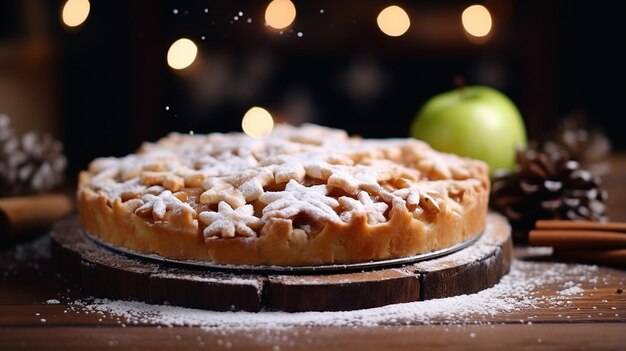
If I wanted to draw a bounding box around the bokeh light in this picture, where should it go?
[242,107,274,138]
[377,5,411,37]
[265,0,296,30]
[61,0,90,28]
[167,38,198,70]
[462,5,492,38]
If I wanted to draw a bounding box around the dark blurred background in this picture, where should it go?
[1,0,624,177]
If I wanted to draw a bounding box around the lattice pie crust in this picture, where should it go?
[77,124,490,266]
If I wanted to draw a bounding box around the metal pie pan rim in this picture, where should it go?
[84,230,482,274]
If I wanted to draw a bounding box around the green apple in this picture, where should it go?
[411,86,527,174]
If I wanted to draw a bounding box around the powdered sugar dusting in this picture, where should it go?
[83,123,488,238]
[557,282,585,296]
[69,260,600,329]
[6,234,621,346]
[413,241,496,271]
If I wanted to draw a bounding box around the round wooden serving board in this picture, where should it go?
[51,212,512,312]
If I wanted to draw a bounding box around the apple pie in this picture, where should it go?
[77,123,490,266]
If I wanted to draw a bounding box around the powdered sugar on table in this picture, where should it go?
[69,260,603,329]
[10,222,615,331]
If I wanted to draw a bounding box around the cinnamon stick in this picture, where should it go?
[553,249,626,266]
[535,220,626,233]
[0,194,74,242]
[530,219,626,265]
[529,230,626,249]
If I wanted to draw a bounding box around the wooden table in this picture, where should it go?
[1,154,625,350]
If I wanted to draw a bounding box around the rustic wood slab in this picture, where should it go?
[50,213,512,312]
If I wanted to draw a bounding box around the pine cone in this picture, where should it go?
[0,115,67,196]
[491,146,608,243]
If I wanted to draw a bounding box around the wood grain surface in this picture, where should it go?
[0,153,625,350]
